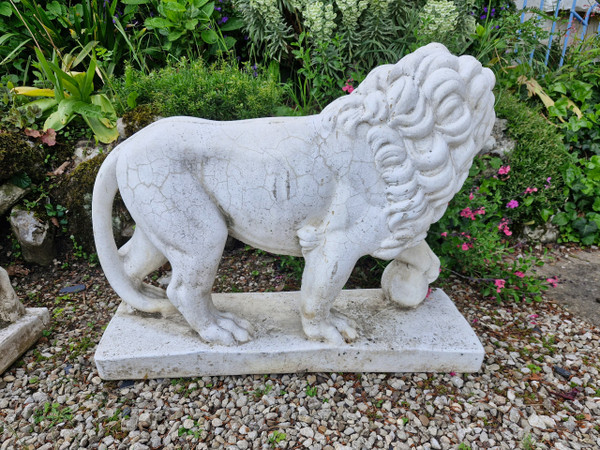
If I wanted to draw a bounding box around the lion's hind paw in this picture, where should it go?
[195,310,253,346]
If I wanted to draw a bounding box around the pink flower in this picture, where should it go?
[524,187,538,195]
[547,276,559,288]
[441,232,448,237]
[498,165,510,175]
[342,78,354,94]
[506,200,519,209]
[460,207,474,219]
[514,271,525,278]
[460,207,485,220]
[449,371,456,376]
[461,242,471,251]
[528,314,539,319]
[494,279,505,293]
[469,192,474,200]
[498,218,512,236]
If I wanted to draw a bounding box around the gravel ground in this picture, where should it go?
[1,245,599,450]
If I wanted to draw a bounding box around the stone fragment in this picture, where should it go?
[528,414,548,429]
[0,266,49,375]
[9,208,55,266]
[0,267,25,323]
[0,183,28,216]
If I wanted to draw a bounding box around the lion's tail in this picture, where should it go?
[92,145,174,314]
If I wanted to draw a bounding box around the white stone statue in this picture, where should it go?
[92,43,495,346]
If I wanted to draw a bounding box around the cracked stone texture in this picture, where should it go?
[91,43,496,353]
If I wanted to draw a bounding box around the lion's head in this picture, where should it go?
[320,43,496,257]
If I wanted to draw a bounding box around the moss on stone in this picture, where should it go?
[0,132,45,184]
[121,104,157,138]
[54,152,133,252]
[54,154,106,251]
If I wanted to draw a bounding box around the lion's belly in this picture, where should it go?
[201,154,336,256]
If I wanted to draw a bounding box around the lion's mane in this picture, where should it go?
[320,43,495,255]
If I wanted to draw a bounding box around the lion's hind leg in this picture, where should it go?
[119,227,170,301]
[135,174,252,345]
[165,247,253,346]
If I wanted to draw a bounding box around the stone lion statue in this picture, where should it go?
[92,43,495,345]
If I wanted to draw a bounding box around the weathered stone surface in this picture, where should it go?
[0,267,25,323]
[9,208,55,266]
[92,43,496,350]
[95,289,484,379]
[0,308,49,375]
[0,183,28,216]
[479,118,515,156]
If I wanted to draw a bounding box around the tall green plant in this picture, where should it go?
[15,48,119,143]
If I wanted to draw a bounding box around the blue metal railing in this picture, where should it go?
[520,0,600,67]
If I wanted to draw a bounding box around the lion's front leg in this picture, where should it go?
[299,238,361,345]
[381,240,440,308]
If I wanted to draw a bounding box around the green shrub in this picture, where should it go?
[494,91,570,227]
[115,58,284,120]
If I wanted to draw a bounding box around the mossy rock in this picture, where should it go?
[54,153,132,252]
[0,132,45,184]
[121,104,158,138]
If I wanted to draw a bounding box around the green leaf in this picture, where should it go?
[44,99,77,131]
[22,98,58,115]
[551,82,566,95]
[523,197,534,207]
[0,2,12,16]
[162,1,187,13]
[83,116,119,143]
[581,234,596,246]
[200,1,214,18]
[184,19,198,30]
[201,29,218,44]
[72,101,103,118]
[90,93,117,118]
[10,172,31,189]
[219,17,243,31]
[127,92,139,109]
[167,30,185,41]
[144,17,174,29]
[552,212,570,227]
[121,0,151,4]
[541,208,554,222]
[46,1,62,17]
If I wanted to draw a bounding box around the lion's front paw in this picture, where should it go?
[301,310,357,345]
[195,311,253,346]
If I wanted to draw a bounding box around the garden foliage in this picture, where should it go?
[0,0,598,303]
[114,58,283,120]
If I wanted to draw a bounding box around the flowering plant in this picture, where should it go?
[428,155,551,302]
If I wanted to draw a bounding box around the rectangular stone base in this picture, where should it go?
[95,289,484,380]
[0,308,49,375]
